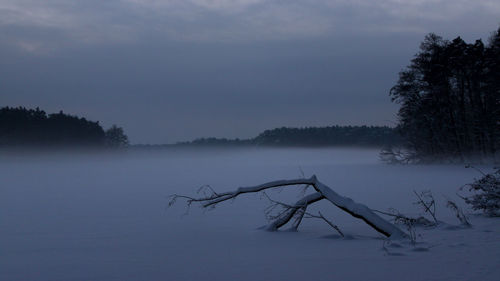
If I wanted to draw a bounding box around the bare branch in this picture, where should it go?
[445,199,471,226]
[372,208,434,227]
[197,184,219,197]
[413,190,438,224]
[305,211,344,237]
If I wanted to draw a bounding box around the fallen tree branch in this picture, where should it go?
[262,191,325,231]
[170,175,407,238]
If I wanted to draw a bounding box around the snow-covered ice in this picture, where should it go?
[1,148,498,281]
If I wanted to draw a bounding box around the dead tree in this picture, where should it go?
[170,175,407,239]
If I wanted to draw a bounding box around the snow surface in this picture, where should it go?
[1,148,498,281]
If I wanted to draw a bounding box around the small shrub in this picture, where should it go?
[461,167,500,217]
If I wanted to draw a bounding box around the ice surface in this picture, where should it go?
[1,148,498,281]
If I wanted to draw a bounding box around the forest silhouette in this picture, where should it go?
[0,107,127,147]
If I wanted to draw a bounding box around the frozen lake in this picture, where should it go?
[1,148,498,281]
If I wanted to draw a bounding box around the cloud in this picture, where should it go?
[0,0,499,53]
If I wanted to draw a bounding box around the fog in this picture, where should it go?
[1,148,498,280]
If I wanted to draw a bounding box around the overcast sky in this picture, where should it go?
[1,0,499,144]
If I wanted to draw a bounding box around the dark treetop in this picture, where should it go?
[390,26,500,162]
[0,106,128,147]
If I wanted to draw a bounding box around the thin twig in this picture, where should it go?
[304,211,344,237]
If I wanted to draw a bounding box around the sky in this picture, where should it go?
[1,0,499,144]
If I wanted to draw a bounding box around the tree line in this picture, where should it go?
[253,126,400,147]
[1,106,398,149]
[177,125,401,147]
[0,106,128,147]
[390,27,500,162]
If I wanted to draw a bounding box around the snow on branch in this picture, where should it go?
[169,175,407,239]
[170,178,317,209]
[262,191,324,231]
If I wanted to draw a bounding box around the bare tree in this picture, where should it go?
[170,175,407,239]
